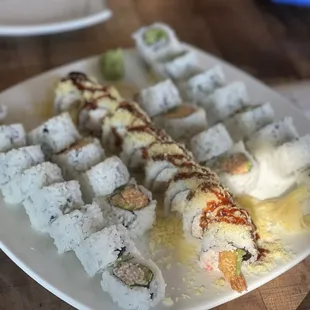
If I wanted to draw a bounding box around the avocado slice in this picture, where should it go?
[100,49,124,81]
[236,249,246,276]
[143,28,168,46]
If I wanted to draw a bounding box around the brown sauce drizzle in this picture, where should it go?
[257,247,269,260]
[118,101,150,124]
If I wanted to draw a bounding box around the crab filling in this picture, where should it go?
[113,261,154,288]
[110,184,149,211]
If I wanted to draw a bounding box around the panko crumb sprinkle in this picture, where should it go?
[213,277,226,288]
[162,297,174,307]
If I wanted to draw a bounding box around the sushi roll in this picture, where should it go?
[153,104,207,141]
[190,123,234,164]
[0,123,26,152]
[101,101,151,152]
[101,255,166,310]
[74,224,140,276]
[151,49,199,81]
[136,80,182,117]
[48,202,105,253]
[51,137,105,180]
[23,180,84,232]
[2,162,63,205]
[79,156,130,202]
[178,66,226,103]
[210,141,260,196]
[133,23,183,65]
[223,103,275,142]
[200,82,249,125]
[95,180,156,239]
[120,125,171,169]
[27,112,80,156]
[0,145,45,186]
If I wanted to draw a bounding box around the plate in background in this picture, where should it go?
[0,0,112,36]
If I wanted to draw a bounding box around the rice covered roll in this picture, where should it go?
[136,80,181,117]
[2,162,63,205]
[0,123,26,152]
[151,49,199,81]
[96,180,156,238]
[51,137,105,180]
[210,141,259,195]
[27,112,80,156]
[101,101,151,153]
[101,255,165,310]
[120,125,170,169]
[133,23,182,65]
[190,123,234,164]
[23,180,84,232]
[0,145,44,186]
[48,202,105,253]
[79,156,130,202]
[223,103,275,142]
[153,104,207,141]
[74,224,139,276]
[200,82,249,125]
[178,66,226,103]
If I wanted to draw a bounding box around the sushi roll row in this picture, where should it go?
[56,71,259,293]
[0,113,163,310]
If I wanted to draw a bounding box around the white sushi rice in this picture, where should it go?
[133,22,183,64]
[95,181,156,239]
[200,222,258,270]
[79,156,130,202]
[190,123,234,163]
[136,80,182,117]
[2,162,63,205]
[200,82,249,125]
[74,224,139,276]
[215,141,260,196]
[178,66,226,103]
[0,123,26,152]
[23,180,84,232]
[27,112,80,156]
[51,138,105,180]
[223,102,275,142]
[48,202,105,253]
[153,105,207,141]
[0,145,45,186]
[101,255,166,310]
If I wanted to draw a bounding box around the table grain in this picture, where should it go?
[0,0,309,309]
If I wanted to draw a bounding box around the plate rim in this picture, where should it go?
[0,9,112,37]
[0,47,310,310]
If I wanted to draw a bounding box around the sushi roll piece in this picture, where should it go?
[133,22,183,65]
[2,162,63,205]
[101,255,166,310]
[27,112,80,156]
[136,80,182,117]
[74,224,140,276]
[48,202,105,253]
[79,156,130,202]
[190,123,234,164]
[210,141,259,196]
[51,137,105,180]
[200,82,249,125]
[23,180,84,232]
[223,103,275,142]
[101,101,151,153]
[151,49,199,81]
[120,125,171,169]
[0,123,26,152]
[153,104,207,141]
[245,117,299,159]
[178,66,226,103]
[95,180,156,239]
[0,145,45,186]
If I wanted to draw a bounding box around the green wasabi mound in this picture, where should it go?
[100,49,124,81]
[143,28,168,46]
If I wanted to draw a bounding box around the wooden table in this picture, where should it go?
[0,0,309,309]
